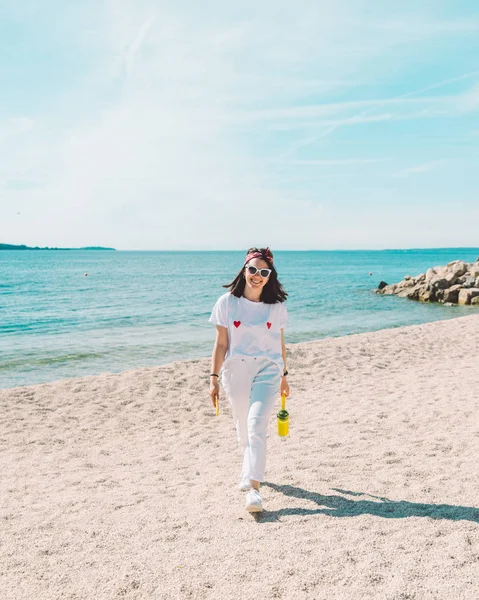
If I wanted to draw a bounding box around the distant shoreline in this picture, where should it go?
[0,243,116,251]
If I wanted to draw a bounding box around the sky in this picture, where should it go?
[1,0,479,250]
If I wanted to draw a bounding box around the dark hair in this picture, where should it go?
[223,247,288,304]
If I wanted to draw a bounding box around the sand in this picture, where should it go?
[1,314,478,600]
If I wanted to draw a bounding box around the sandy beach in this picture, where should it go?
[1,314,478,600]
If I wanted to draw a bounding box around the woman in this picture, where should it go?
[209,247,289,513]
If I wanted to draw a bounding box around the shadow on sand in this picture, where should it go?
[254,482,479,523]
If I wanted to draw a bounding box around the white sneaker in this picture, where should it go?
[245,489,263,513]
[239,478,251,492]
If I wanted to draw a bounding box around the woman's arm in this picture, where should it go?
[211,325,228,374]
[209,326,229,404]
[280,328,290,396]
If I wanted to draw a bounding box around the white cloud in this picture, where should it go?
[124,15,156,76]
[284,159,390,166]
[394,160,448,178]
[0,117,35,143]
[276,70,479,155]
[456,83,479,112]
[2,0,479,249]
[377,17,479,37]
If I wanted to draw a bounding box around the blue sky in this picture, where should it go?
[1,1,479,250]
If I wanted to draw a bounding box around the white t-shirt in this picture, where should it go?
[209,292,288,371]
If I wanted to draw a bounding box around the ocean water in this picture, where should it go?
[1,248,479,389]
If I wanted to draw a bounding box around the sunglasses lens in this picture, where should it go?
[260,269,270,278]
[247,266,257,275]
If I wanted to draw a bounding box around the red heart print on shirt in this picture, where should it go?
[267,322,272,329]
[234,321,241,328]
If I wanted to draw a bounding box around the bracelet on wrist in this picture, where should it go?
[210,373,219,377]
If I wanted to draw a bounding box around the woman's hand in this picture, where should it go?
[209,377,220,407]
[280,376,290,397]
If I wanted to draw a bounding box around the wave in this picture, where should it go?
[0,352,103,371]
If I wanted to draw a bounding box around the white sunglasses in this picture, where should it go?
[246,265,272,278]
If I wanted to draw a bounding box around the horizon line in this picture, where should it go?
[4,245,479,253]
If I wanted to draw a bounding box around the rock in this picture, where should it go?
[469,264,479,279]
[419,289,433,302]
[458,289,471,305]
[409,284,424,300]
[453,261,468,277]
[397,283,423,300]
[395,279,414,290]
[444,261,468,284]
[471,296,479,305]
[431,277,449,290]
[378,284,397,295]
[444,272,458,285]
[461,276,476,288]
[377,261,479,305]
[442,285,462,304]
[376,282,396,295]
[458,288,479,306]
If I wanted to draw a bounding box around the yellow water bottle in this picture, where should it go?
[277,393,289,440]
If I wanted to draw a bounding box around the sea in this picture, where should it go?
[1,248,479,389]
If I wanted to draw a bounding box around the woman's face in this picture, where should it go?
[244,258,271,293]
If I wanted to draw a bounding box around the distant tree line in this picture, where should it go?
[0,243,116,251]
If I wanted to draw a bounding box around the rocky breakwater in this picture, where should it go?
[376,259,479,305]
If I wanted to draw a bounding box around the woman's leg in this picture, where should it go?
[243,361,281,488]
[222,360,253,455]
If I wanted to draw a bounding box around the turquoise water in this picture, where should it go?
[1,248,479,388]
